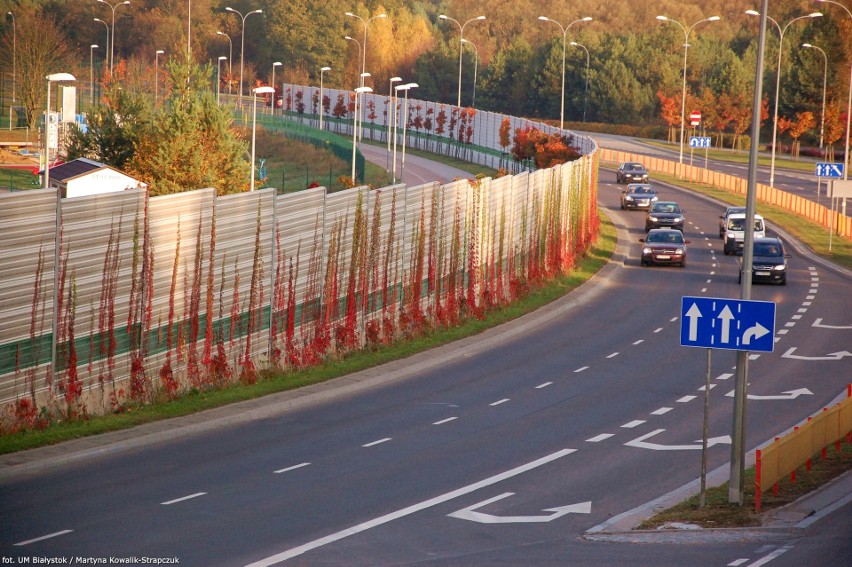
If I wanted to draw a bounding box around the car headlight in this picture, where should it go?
[625,196,634,201]
[773,264,786,271]
[651,196,658,201]
[675,216,684,222]
[674,249,684,255]
[648,216,658,221]
[643,247,652,254]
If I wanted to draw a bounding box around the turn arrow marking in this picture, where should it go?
[812,318,852,330]
[624,428,731,451]
[782,348,852,361]
[724,388,813,401]
[448,492,591,524]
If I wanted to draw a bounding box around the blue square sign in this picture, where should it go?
[815,163,844,178]
[680,296,776,352]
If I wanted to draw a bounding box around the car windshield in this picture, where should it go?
[627,164,644,171]
[647,231,683,244]
[652,203,680,214]
[633,187,652,194]
[729,218,762,231]
[754,243,781,256]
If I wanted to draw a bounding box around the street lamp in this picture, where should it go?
[216,31,233,96]
[461,39,479,108]
[6,12,14,105]
[351,86,373,183]
[90,45,99,107]
[225,6,263,107]
[570,41,590,123]
[96,0,131,75]
[186,0,191,57]
[439,14,486,108]
[657,14,721,165]
[44,73,76,189]
[217,56,227,105]
[271,61,282,114]
[538,16,593,130]
[94,18,110,74]
[251,86,274,192]
[802,43,827,150]
[817,0,852,182]
[344,35,362,88]
[154,49,164,105]
[398,83,417,181]
[345,12,387,88]
[387,76,402,168]
[745,10,822,188]
[319,66,331,131]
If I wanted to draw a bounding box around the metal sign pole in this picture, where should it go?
[700,348,711,507]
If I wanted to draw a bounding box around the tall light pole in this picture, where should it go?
[538,16,592,130]
[90,45,99,107]
[817,0,852,182]
[225,6,263,107]
[186,0,191,58]
[344,35,362,88]
[251,86,274,191]
[6,12,14,105]
[154,49,164,105]
[345,11,387,88]
[271,61,282,114]
[399,83,417,180]
[392,83,415,183]
[802,43,827,150]
[97,0,131,75]
[351,86,373,183]
[94,18,110,75]
[461,39,479,108]
[657,14,721,165]
[746,10,822,188]
[44,73,76,189]
[439,14,486,108]
[217,56,227,105]
[216,31,233,96]
[319,66,331,131]
[570,41,590,123]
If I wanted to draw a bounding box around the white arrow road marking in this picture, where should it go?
[812,318,852,330]
[782,348,852,361]
[448,492,592,524]
[686,303,703,341]
[742,322,770,345]
[243,449,576,566]
[717,305,735,344]
[724,388,813,401]
[624,429,731,451]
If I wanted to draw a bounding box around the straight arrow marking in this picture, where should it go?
[448,492,592,524]
[724,388,813,401]
[625,428,731,451]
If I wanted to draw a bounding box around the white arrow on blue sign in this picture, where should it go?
[689,136,712,149]
[815,163,844,178]
[680,296,776,352]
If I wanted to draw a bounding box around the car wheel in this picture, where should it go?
[780,277,786,286]
[738,271,742,284]
[680,259,686,268]
[620,203,624,210]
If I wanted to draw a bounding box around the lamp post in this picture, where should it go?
[538,16,592,130]
[90,45,99,107]
[351,86,373,183]
[461,39,479,108]
[96,0,130,75]
[817,0,852,182]
[216,31,233,96]
[398,83,417,181]
[570,41,590,123]
[345,11,387,88]
[154,49,164,105]
[801,43,827,150]
[251,86,274,191]
[387,76,402,169]
[217,56,227,105]
[319,66,331,131]
[746,10,823,188]
[344,35,362,88]
[44,73,76,189]
[6,12,14,104]
[186,0,191,57]
[225,6,263,107]
[358,72,371,139]
[271,61,282,114]
[439,14,485,108]
[94,18,110,74]
[657,14,721,165]
[391,83,413,183]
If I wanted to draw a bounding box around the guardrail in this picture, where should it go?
[754,384,852,512]
[598,148,852,239]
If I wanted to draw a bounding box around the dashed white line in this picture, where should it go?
[806,295,815,300]
[677,395,697,403]
[749,354,761,360]
[574,366,589,373]
[797,308,808,313]
[698,384,717,391]
[706,279,712,283]
[633,339,645,345]
[717,373,734,381]
[535,382,553,389]
[785,322,796,327]
[363,438,392,447]
[778,329,789,334]
[701,288,708,292]
[792,314,803,320]
[803,301,812,306]
[670,317,679,322]
[607,352,620,359]
[274,463,311,474]
[15,530,74,546]
[162,492,207,506]
[727,559,748,567]
[654,328,663,333]
[621,420,646,428]
[651,407,673,415]
[586,433,615,443]
[490,398,510,406]
[433,417,458,425]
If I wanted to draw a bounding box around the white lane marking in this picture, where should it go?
[621,420,645,428]
[363,438,392,447]
[243,449,577,566]
[651,407,673,415]
[161,492,207,506]
[586,433,615,442]
[778,329,789,334]
[433,417,458,425]
[749,354,761,360]
[706,279,712,283]
[806,295,815,300]
[633,339,645,345]
[727,559,748,566]
[536,382,553,389]
[797,308,808,313]
[710,271,716,275]
[748,545,794,566]
[701,288,708,292]
[15,530,74,546]
[607,352,619,359]
[803,302,812,306]
[677,395,697,403]
[792,315,802,320]
[670,317,679,322]
[717,373,734,381]
[654,328,663,333]
[774,337,781,343]
[490,398,510,406]
[785,322,796,327]
[698,384,717,391]
[574,366,589,373]
[274,463,311,474]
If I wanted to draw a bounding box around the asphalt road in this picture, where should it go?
[1,169,850,567]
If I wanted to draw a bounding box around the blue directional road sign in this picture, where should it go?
[680,296,776,353]
[815,163,844,178]
[689,136,712,149]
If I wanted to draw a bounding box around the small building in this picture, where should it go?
[41,158,147,198]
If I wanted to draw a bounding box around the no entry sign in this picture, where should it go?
[689,111,701,126]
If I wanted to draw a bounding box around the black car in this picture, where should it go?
[640,228,689,267]
[620,183,658,211]
[616,162,649,184]
[739,237,788,285]
[645,201,685,232]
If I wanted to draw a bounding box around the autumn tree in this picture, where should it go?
[657,90,680,143]
[786,112,816,158]
[821,99,846,162]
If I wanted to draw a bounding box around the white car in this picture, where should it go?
[723,212,765,255]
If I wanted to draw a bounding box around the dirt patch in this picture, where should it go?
[0,147,37,165]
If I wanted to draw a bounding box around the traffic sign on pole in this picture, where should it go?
[689,111,701,126]
[689,136,712,149]
[680,296,776,353]
[815,163,844,178]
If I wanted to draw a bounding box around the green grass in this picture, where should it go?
[642,139,822,173]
